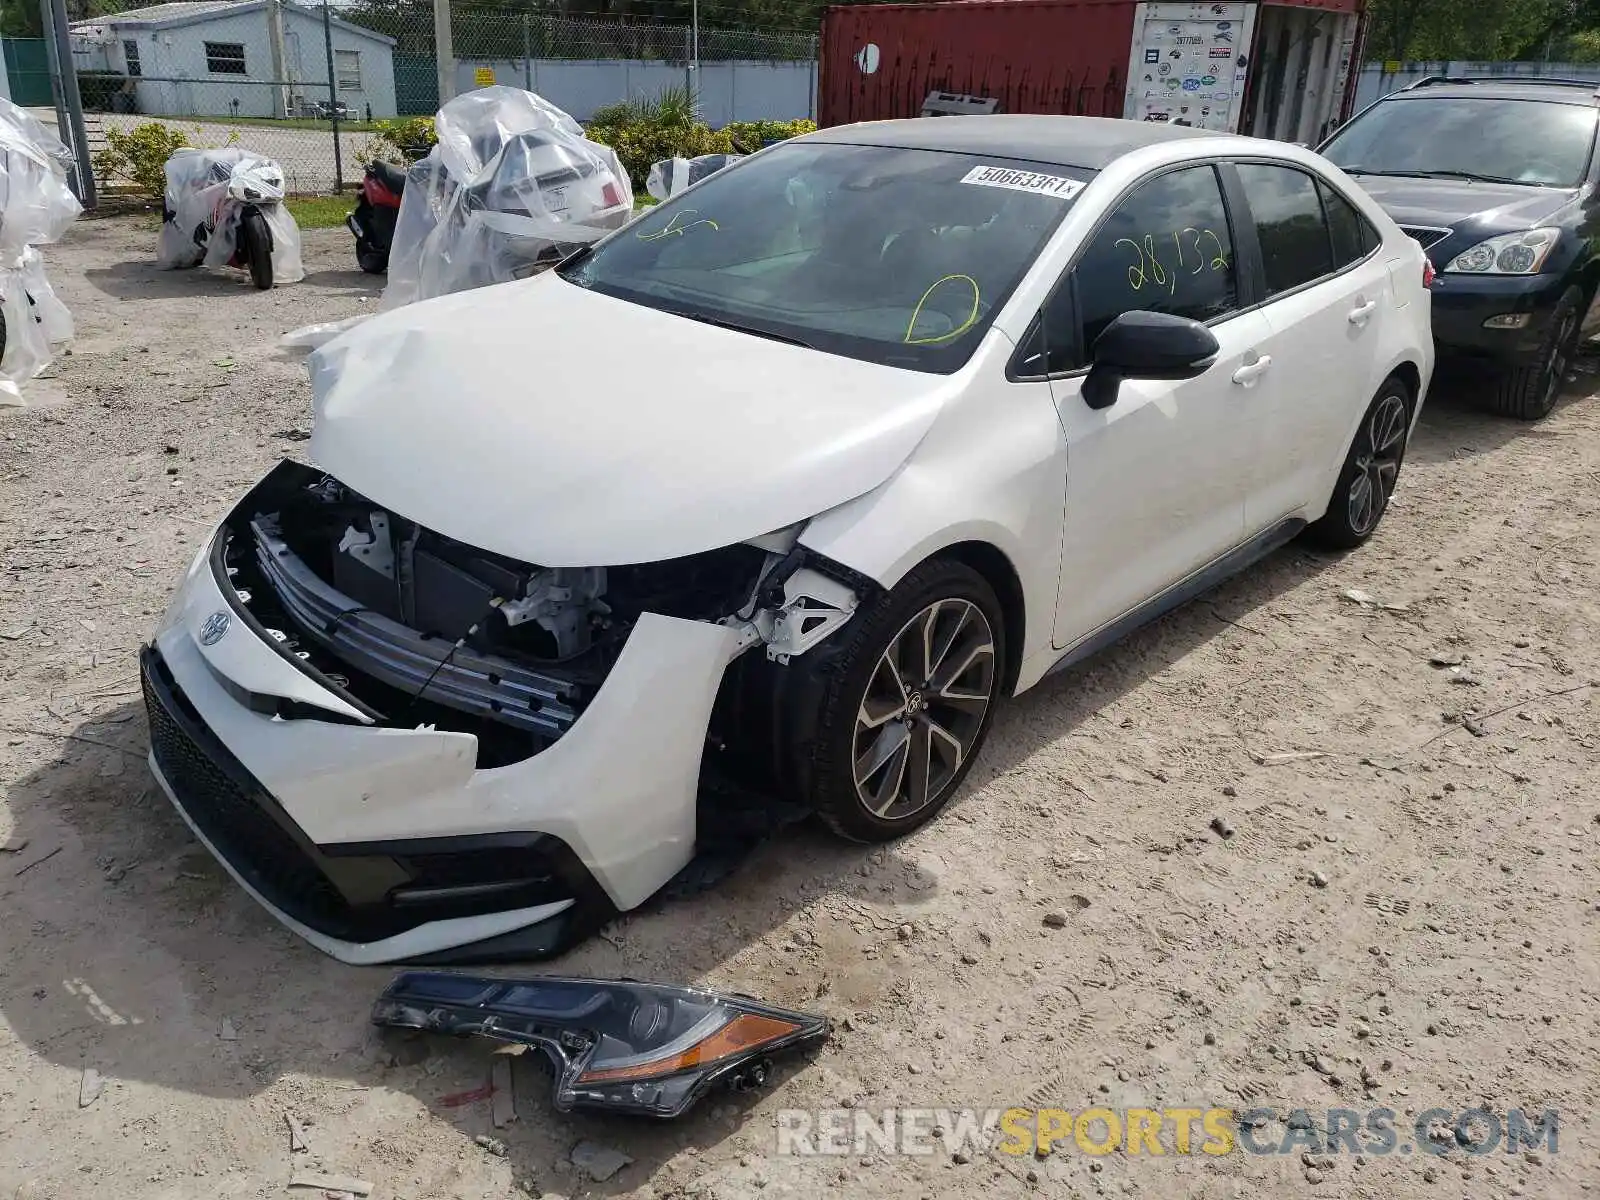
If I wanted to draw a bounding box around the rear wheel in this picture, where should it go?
[241,208,274,290]
[1306,377,1412,550]
[356,241,389,274]
[797,559,1005,843]
[1489,286,1580,421]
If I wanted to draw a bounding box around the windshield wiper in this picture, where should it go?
[673,309,815,349]
[1343,165,1548,186]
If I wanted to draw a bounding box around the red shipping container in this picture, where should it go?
[820,0,1369,144]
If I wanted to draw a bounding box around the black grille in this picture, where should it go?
[142,647,355,934]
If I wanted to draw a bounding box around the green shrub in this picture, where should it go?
[584,119,735,191]
[372,115,437,162]
[722,118,817,154]
[94,122,190,196]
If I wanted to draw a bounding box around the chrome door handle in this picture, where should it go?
[1232,355,1272,386]
[1348,299,1378,325]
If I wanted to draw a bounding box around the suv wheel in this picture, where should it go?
[1490,286,1581,421]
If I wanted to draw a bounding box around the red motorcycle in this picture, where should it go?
[348,160,407,274]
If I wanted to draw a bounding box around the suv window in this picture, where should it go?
[1237,163,1333,296]
[1320,95,1598,188]
[1320,180,1377,268]
[1033,165,1237,373]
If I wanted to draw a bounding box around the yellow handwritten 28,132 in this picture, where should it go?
[1116,228,1229,294]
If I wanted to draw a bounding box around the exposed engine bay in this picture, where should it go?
[217,462,862,768]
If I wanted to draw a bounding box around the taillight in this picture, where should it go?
[601,181,621,208]
[1422,257,1436,288]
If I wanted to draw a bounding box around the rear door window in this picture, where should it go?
[1236,163,1335,296]
[1320,180,1378,269]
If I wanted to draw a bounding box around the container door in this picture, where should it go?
[1242,6,1360,145]
[1122,1,1258,133]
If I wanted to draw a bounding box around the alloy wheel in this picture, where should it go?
[852,599,997,821]
[1543,307,1578,411]
[1346,392,1409,537]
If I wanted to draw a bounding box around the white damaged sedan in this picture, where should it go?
[143,116,1433,964]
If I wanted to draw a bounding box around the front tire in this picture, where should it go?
[1489,286,1580,421]
[242,208,274,290]
[800,560,1005,842]
[1306,377,1412,550]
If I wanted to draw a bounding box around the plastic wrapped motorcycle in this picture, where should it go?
[382,86,632,309]
[0,96,81,402]
[158,147,304,289]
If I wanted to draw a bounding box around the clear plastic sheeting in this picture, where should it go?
[0,96,82,403]
[646,153,745,202]
[157,147,304,284]
[381,86,631,310]
[280,314,370,351]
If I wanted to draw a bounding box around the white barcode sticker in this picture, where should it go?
[960,165,1085,199]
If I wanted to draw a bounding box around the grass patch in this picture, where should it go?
[285,194,353,229]
[219,116,384,133]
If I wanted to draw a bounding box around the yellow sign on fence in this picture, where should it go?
[475,67,495,87]
[1382,60,1402,74]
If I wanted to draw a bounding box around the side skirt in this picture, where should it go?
[1045,516,1307,680]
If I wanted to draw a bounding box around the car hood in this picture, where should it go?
[308,274,951,566]
[1348,174,1577,230]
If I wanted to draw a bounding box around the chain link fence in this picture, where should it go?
[14,2,817,196]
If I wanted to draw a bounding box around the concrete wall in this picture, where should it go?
[1352,60,1600,113]
[455,57,817,123]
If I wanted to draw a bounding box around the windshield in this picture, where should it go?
[1322,96,1597,188]
[558,141,1090,372]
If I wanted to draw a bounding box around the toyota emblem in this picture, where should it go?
[199,611,231,646]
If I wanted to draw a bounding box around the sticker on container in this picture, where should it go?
[960,166,1084,199]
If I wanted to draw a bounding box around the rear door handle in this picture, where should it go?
[1232,355,1272,386]
[1348,299,1378,325]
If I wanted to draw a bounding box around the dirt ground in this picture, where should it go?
[2,218,1598,1200]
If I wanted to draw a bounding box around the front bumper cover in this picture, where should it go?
[1430,272,1570,364]
[145,512,743,964]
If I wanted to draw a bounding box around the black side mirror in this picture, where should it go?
[1082,311,1221,410]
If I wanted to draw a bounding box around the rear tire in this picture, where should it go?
[1489,286,1580,421]
[795,559,1005,843]
[1306,376,1413,550]
[242,208,274,290]
[356,241,389,274]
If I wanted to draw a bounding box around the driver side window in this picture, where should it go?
[1035,165,1239,374]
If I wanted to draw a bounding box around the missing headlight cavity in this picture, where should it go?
[218,461,773,765]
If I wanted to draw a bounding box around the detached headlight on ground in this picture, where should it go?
[1445,228,1560,275]
[372,972,830,1118]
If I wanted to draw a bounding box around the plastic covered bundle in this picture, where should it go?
[382,85,631,310]
[157,147,304,284]
[0,96,82,403]
[646,153,745,202]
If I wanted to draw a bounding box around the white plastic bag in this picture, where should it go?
[0,96,81,401]
[646,152,744,202]
[159,147,304,284]
[281,314,371,350]
[382,86,631,310]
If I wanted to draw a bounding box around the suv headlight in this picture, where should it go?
[1444,228,1561,276]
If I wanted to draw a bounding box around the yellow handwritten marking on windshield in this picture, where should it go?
[904,274,981,345]
[1119,229,1229,292]
[637,208,720,241]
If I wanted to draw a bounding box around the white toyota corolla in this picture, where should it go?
[143,116,1433,964]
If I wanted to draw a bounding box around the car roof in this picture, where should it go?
[1385,77,1600,105]
[806,114,1223,170]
